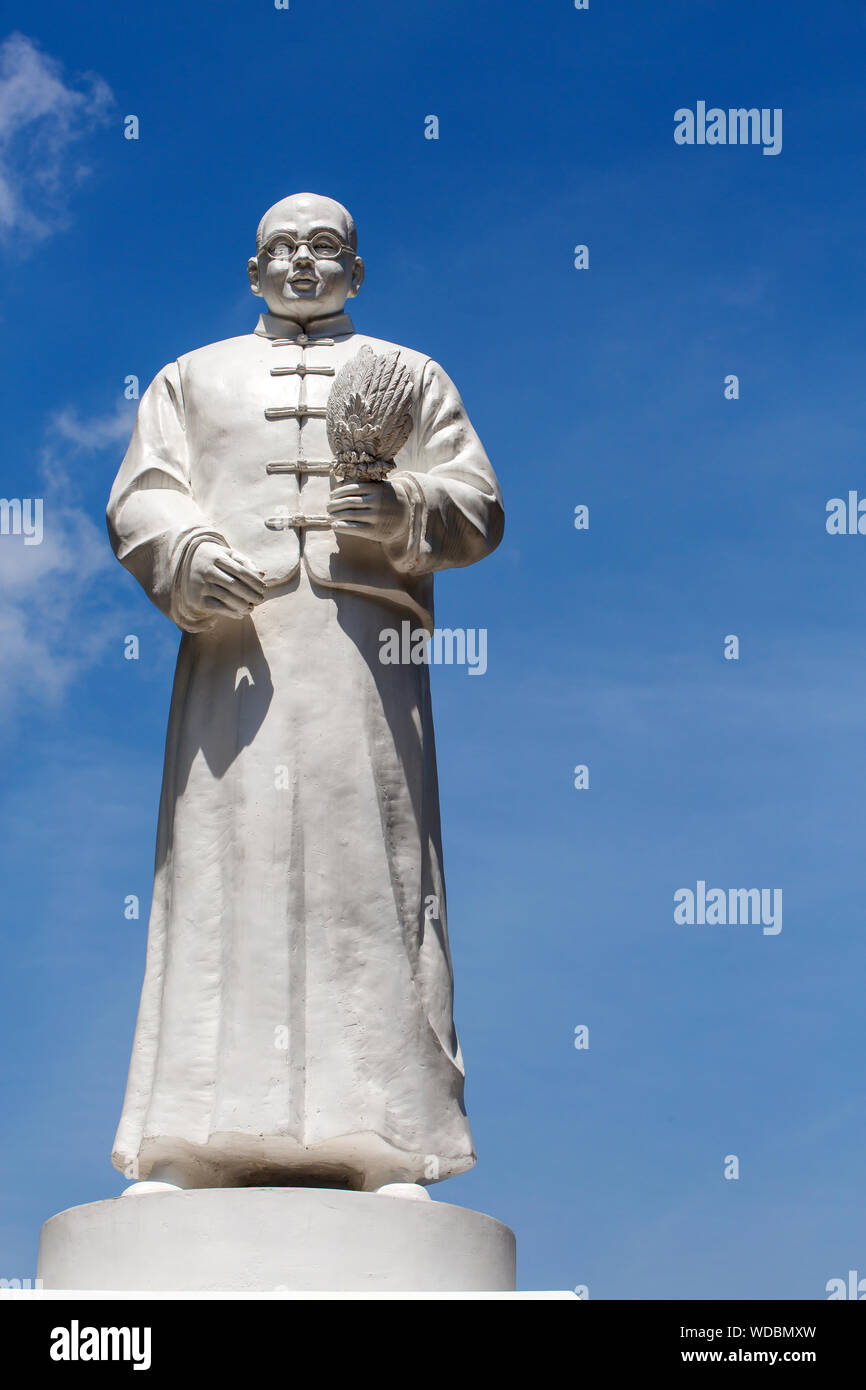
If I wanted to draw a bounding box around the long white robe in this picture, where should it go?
[106,309,504,1190]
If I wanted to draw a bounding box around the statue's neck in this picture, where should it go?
[255,309,355,340]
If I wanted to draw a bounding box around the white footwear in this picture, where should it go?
[121,1180,182,1197]
[372,1182,432,1201]
[121,1162,186,1196]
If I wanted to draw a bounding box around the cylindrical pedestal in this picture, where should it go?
[37,1187,516,1292]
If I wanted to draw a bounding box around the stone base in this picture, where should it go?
[37,1187,516,1292]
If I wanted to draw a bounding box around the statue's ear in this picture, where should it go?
[248,256,263,297]
[348,256,365,299]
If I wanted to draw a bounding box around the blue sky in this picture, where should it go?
[1,0,865,1296]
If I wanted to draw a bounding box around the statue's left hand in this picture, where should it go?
[327,479,410,544]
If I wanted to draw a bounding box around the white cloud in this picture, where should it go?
[0,401,136,716]
[0,31,113,240]
[51,400,135,447]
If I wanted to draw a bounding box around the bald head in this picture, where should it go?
[256,193,357,252]
[248,191,364,326]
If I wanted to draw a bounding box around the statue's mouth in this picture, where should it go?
[290,274,317,291]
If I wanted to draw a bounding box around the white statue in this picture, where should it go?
[107,192,504,1198]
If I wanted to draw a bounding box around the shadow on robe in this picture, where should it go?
[154,610,275,871]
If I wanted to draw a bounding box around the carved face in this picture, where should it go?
[247,193,364,324]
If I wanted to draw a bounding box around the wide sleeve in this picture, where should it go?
[385,357,504,576]
[106,362,227,632]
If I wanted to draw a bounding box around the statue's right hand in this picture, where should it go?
[185,541,267,620]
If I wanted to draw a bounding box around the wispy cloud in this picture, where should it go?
[51,403,135,451]
[0,400,136,716]
[46,400,137,488]
[0,31,113,241]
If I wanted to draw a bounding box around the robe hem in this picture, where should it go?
[112,1127,476,1190]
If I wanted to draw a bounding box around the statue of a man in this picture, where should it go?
[107,192,504,1197]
